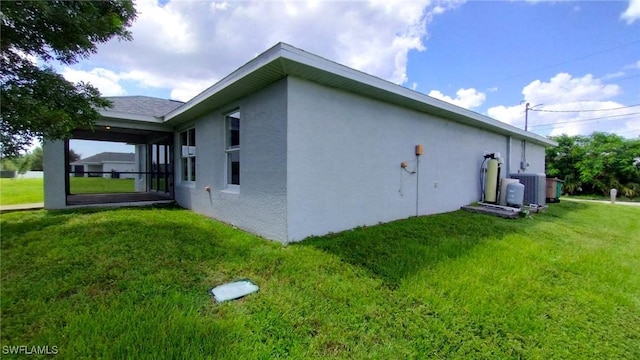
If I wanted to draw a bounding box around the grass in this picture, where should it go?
[0,178,44,205]
[1,202,639,359]
[69,177,135,194]
[0,177,136,205]
[565,193,639,202]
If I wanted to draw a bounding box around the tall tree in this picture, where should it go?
[545,134,587,194]
[576,133,640,197]
[69,149,82,163]
[27,146,44,171]
[546,132,640,197]
[0,0,136,157]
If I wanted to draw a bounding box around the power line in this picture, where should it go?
[532,127,640,138]
[604,74,640,83]
[498,39,640,82]
[533,117,639,131]
[530,103,640,113]
[530,112,640,128]
[533,116,639,130]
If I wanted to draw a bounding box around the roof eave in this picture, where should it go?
[164,43,288,123]
[97,111,171,132]
[99,109,161,122]
[155,42,558,147]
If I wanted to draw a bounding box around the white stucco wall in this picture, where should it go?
[101,161,136,179]
[173,79,288,242]
[508,138,546,176]
[286,77,547,241]
[43,140,67,209]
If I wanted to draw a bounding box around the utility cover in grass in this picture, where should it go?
[210,280,259,303]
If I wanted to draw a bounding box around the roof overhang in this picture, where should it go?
[164,43,557,147]
[71,161,101,165]
[98,110,169,132]
[100,160,135,164]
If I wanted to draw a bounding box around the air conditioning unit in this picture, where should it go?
[509,173,546,206]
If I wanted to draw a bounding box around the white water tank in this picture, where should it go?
[499,178,520,206]
[506,182,525,208]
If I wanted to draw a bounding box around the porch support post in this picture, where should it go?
[43,139,68,209]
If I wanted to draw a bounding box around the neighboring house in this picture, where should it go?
[44,43,557,243]
[70,152,136,179]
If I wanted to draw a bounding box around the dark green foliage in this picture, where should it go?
[24,146,44,171]
[0,145,75,173]
[68,148,82,163]
[546,132,640,197]
[0,0,137,157]
[0,157,17,171]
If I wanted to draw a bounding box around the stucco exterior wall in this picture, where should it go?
[173,79,288,242]
[508,138,546,176]
[286,77,546,241]
[43,140,66,209]
[101,161,136,179]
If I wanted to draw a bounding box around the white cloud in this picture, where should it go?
[603,71,626,80]
[623,59,640,69]
[621,0,640,24]
[15,50,39,66]
[168,80,215,102]
[522,73,620,105]
[428,88,486,109]
[487,105,524,126]
[61,68,126,96]
[545,101,633,137]
[618,118,640,138]
[118,70,214,101]
[74,0,464,101]
[131,0,197,54]
[487,73,635,137]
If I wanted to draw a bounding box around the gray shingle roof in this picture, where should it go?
[72,152,135,164]
[105,96,184,117]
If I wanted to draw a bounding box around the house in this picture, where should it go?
[70,152,136,179]
[43,43,557,243]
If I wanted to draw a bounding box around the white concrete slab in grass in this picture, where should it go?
[210,280,259,303]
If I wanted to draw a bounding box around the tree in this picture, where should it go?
[0,0,137,158]
[546,132,640,198]
[15,153,32,174]
[545,134,587,194]
[0,157,17,172]
[69,149,82,163]
[576,133,640,197]
[28,146,44,171]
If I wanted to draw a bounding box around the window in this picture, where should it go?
[180,128,196,182]
[225,111,240,187]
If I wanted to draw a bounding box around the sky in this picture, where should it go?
[60,0,640,158]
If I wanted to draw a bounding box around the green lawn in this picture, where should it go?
[69,177,135,194]
[565,194,639,202]
[0,177,136,205]
[0,178,44,205]
[1,202,638,359]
